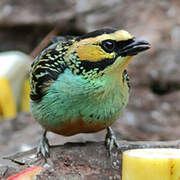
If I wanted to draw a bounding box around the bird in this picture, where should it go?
[30,28,150,158]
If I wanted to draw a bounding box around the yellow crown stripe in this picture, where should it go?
[76,30,133,45]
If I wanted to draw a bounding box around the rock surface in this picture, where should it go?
[2,140,180,179]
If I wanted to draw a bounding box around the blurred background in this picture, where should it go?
[0,0,179,165]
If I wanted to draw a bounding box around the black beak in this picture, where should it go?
[118,38,151,57]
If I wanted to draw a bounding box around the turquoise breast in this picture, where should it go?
[30,69,129,136]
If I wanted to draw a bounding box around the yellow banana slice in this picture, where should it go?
[122,148,180,180]
[0,77,16,119]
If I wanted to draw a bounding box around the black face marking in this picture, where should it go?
[75,39,137,74]
[101,40,116,53]
[76,28,116,41]
[118,39,135,50]
[118,38,150,57]
[79,58,115,73]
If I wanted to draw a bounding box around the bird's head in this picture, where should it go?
[67,28,150,79]
[30,28,150,101]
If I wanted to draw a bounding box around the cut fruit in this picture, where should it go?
[0,77,16,119]
[122,148,180,180]
[6,166,42,180]
[0,51,31,118]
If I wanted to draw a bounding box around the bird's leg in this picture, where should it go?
[105,127,120,155]
[37,130,50,158]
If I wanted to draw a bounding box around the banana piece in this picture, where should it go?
[0,77,16,119]
[0,51,31,119]
[122,148,180,180]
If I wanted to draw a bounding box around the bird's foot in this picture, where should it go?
[37,130,50,159]
[105,127,120,156]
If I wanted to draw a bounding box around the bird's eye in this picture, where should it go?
[101,40,116,53]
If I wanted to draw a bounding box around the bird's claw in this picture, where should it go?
[105,127,120,156]
[37,131,50,158]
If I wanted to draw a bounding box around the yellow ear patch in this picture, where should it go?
[77,44,115,62]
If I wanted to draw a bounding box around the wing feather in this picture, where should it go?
[30,42,67,101]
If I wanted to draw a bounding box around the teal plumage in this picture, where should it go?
[30,28,150,157]
[31,68,129,135]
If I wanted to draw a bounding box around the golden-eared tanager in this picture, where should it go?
[30,28,150,158]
